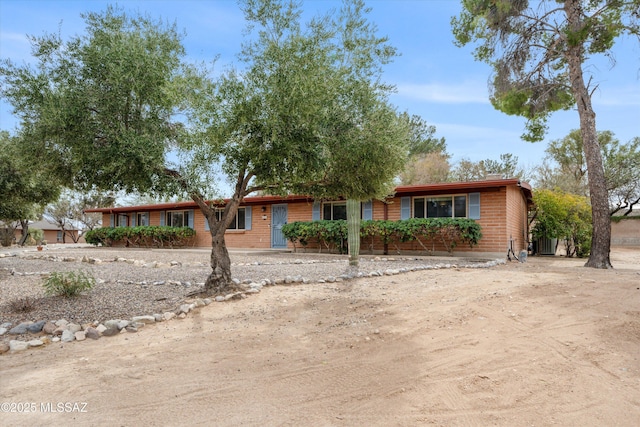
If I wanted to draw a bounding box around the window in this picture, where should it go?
[413,195,467,218]
[323,202,347,220]
[136,212,149,226]
[57,231,63,242]
[215,208,246,230]
[166,210,190,228]
[115,214,129,227]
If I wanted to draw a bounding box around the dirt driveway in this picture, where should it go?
[1,248,639,426]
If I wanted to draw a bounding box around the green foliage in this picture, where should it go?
[537,130,640,214]
[43,271,95,298]
[0,131,62,223]
[2,0,413,291]
[452,1,636,142]
[282,218,482,255]
[28,228,44,245]
[0,6,187,194]
[84,226,196,248]
[450,153,526,181]
[0,227,14,247]
[532,189,592,258]
[401,112,447,158]
[281,221,348,253]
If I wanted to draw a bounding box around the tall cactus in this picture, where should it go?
[347,199,361,267]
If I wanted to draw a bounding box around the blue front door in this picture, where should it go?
[271,204,288,248]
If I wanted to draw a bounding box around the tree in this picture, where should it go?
[0,131,61,244]
[537,130,640,214]
[531,189,592,258]
[449,153,526,182]
[603,136,640,215]
[453,1,640,268]
[185,0,408,274]
[402,112,447,157]
[399,114,449,185]
[1,1,408,294]
[400,151,451,185]
[45,190,115,243]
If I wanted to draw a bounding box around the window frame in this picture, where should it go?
[136,212,149,226]
[412,194,468,219]
[115,214,129,227]
[215,207,247,230]
[322,202,347,221]
[166,210,190,228]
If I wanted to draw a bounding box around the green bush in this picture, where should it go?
[43,271,95,297]
[282,218,482,255]
[532,189,592,258]
[84,226,196,248]
[28,228,44,245]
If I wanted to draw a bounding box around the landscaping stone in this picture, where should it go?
[85,327,100,340]
[9,322,31,335]
[61,330,75,342]
[9,340,29,351]
[26,320,46,333]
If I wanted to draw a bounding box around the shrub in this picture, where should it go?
[84,226,196,248]
[43,270,95,297]
[532,189,592,258]
[9,296,37,312]
[28,228,44,245]
[282,218,482,255]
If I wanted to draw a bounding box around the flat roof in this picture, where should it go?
[86,179,532,214]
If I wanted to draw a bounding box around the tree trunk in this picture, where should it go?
[565,0,612,269]
[197,197,245,296]
[18,220,29,246]
[203,228,234,294]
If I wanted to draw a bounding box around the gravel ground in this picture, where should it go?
[0,244,497,328]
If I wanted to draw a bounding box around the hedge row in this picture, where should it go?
[84,226,196,248]
[281,218,482,255]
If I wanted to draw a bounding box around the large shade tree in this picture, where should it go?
[537,129,640,215]
[452,0,640,268]
[1,1,408,294]
[0,131,61,244]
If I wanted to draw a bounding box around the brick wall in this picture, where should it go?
[98,183,529,256]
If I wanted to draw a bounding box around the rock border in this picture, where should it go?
[0,254,506,354]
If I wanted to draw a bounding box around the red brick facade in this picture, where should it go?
[89,180,533,257]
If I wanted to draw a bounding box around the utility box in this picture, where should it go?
[537,237,557,255]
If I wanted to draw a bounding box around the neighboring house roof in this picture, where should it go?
[85,179,533,214]
[14,219,78,231]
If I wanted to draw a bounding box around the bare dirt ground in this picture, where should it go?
[1,247,639,426]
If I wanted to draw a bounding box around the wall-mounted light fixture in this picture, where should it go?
[261,206,266,212]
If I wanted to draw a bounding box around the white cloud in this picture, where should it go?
[592,84,640,107]
[396,81,491,104]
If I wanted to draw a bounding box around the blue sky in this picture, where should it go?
[1,0,639,180]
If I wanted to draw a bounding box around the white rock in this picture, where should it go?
[163,312,176,321]
[96,324,107,333]
[74,331,86,341]
[67,323,82,333]
[28,339,44,347]
[61,330,75,342]
[131,315,156,324]
[9,340,29,351]
[0,327,7,336]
